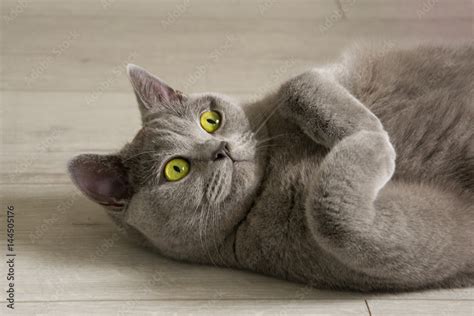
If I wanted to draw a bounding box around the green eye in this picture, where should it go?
[200,111,221,133]
[164,158,190,182]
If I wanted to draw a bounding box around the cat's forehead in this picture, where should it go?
[130,123,200,154]
[145,96,211,122]
[140,95,219,130]
[128,99,212,149]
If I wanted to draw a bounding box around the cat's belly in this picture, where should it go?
[234,155,403,289]
[234,148,368,287]
[234,118,358,287]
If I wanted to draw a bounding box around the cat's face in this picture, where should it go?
[69,65,266,262]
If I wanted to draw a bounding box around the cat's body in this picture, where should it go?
[235,44,474,291]
[69,43,473,292]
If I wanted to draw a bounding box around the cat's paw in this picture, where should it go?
[276,70,325,119]
[276,69,385,149]
[347,131,396,192]
[338,131,396,193]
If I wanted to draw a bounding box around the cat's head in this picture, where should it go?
[68,65,267,262]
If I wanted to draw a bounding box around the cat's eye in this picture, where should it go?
[200,111,221,133]
[164,158,190,182]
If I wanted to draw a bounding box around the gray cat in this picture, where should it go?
[69,43,473,291]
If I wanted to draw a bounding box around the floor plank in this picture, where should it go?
[366,288,474,301]
[12,300,370,316]
[368,299,474,316]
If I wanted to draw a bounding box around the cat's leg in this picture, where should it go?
[306,130,473,286]
[278,69,473,287]
[277,68,387,147]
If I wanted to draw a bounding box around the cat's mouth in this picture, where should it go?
[206,161,233,204]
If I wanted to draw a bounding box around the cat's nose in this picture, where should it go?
[213,141,232,161]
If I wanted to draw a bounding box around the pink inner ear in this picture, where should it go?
[152,79,174,103]
[127,64,185,109]
[68,154,131,207]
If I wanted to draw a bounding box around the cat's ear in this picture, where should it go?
[68,154,132,209]
[126,64,186,116]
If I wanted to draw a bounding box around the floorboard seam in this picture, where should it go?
[364,299,372,316]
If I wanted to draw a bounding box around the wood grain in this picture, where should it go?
[12,300,370,316]
[368,300,474,316]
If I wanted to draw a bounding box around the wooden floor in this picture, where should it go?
[1,0,473,315]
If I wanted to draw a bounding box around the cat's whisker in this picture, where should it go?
[197,198,211,262]
[140,157,165,185]
[201,171,230,267]
[190,195,204,249]
[148,128,175,135]
[249,105,272,132]
[123,150,160,162]
[202,204,218,267]
[253,103,282,136]
[257,133,287,145]
[196,178,217,266]
[255,142,279,150]
[208,203,228,268]
[209,184,231,268]
[255,143,285,150]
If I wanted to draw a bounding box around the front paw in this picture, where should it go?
[276,70,325,120]
[276,69,385,148]
[346,131,396,192]
[276,71,338,146]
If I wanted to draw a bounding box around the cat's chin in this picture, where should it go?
[211,158,257,205]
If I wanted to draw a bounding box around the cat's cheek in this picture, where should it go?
[233,161,260,190]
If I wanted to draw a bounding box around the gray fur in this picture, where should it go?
[69,44,474,291]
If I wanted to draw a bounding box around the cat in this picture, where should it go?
[69,43,474,292]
